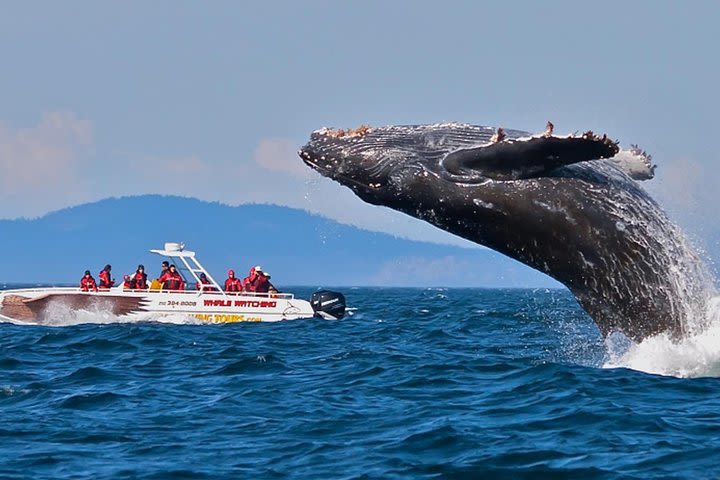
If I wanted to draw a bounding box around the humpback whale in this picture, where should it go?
[299,123,712,342]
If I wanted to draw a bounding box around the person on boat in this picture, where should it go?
[224,269,243,292]
[80,270,99,292]
[159,264,185,291]
[196,273,216,291]
[147,261,170,290]
[133,264,148,289]
[156,261,169,281]
[265,272,279,296]
[122,274,133,290]
[254,270,274,294]
[98,264,114,289]
[265,272,278,296]
[243,266,261,292]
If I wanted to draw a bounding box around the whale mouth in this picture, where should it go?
[299,126,397,193]
[299,145,388,195]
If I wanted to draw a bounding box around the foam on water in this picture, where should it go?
[604,295,720,378]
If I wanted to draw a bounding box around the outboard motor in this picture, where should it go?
[310,290,346,320]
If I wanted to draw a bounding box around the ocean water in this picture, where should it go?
[2,286,720,479]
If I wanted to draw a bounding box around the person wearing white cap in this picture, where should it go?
[254,269,274,294]
[243,265,261,292]
[265,272,278,295]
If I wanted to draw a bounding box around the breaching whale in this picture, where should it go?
[299,122,712,342]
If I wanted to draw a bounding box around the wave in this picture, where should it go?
[603,295,720,378]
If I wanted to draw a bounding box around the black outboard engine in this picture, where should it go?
[310,290,346,320]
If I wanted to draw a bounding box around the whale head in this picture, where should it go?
[299,123,622,220]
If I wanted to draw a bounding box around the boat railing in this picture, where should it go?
[1,286,295,300]
[1,287,86,294]
[141,289,295,299]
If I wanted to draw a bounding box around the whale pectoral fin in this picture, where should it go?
[441,134,619,181]
[610,146,656,181]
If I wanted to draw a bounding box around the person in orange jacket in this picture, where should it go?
[154,261,170,283]
[254,271,274,294]
[98,264,114,289]
[133,264,148,289]
[196,273,217,291]
[243,266,261,292]
[80,270,98,292]
[159,264,185,291]
[224,269,243,292]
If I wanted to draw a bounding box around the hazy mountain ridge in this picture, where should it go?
[0,195,559,287]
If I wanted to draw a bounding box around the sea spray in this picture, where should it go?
[599,199,720,377]
[604,295,720,378]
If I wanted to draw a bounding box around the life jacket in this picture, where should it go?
[160,271,184,290]
[224,277,242,292]
[80,276,98,292]
[243,273,258,292]
[98,269,114,288]
[158,267,169,281]
[254,275,271,293]
[134,271,148,289]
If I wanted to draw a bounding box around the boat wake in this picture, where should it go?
[603,295,720,378]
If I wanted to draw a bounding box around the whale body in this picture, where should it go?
[299,123,712,341]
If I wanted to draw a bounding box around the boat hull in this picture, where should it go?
[0,287,316,324]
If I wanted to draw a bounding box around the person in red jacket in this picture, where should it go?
[159,264,185,291]
[265,272,278,295]
[224,269,243,292]
[254,271,274,294]
[98,264,114,289]
[155,261,169,282]
[243,266,261,292]
[133,264,148,289]
[196,273,217,291]
[80,270,98,292]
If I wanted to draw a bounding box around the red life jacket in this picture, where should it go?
[160,271,184,290]
[224,277,242,292]
[98,270,114,288]
[134,271,148,289]
[243,273,258,292]
[80,276,98,292]
[197,277,215,290]
[254,275,270,293]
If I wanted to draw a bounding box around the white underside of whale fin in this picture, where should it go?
[610,146,656,181]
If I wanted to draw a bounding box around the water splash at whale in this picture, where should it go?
[604,295,720,378]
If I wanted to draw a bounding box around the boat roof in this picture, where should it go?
[149,242,196,258]
[149,243,224,294]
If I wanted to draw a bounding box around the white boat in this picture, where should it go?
[0,243,346,324]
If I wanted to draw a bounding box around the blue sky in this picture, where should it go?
[1,1,719,254]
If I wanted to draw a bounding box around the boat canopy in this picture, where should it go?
[149,242,225,295]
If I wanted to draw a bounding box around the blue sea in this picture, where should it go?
[2,286,720,479]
